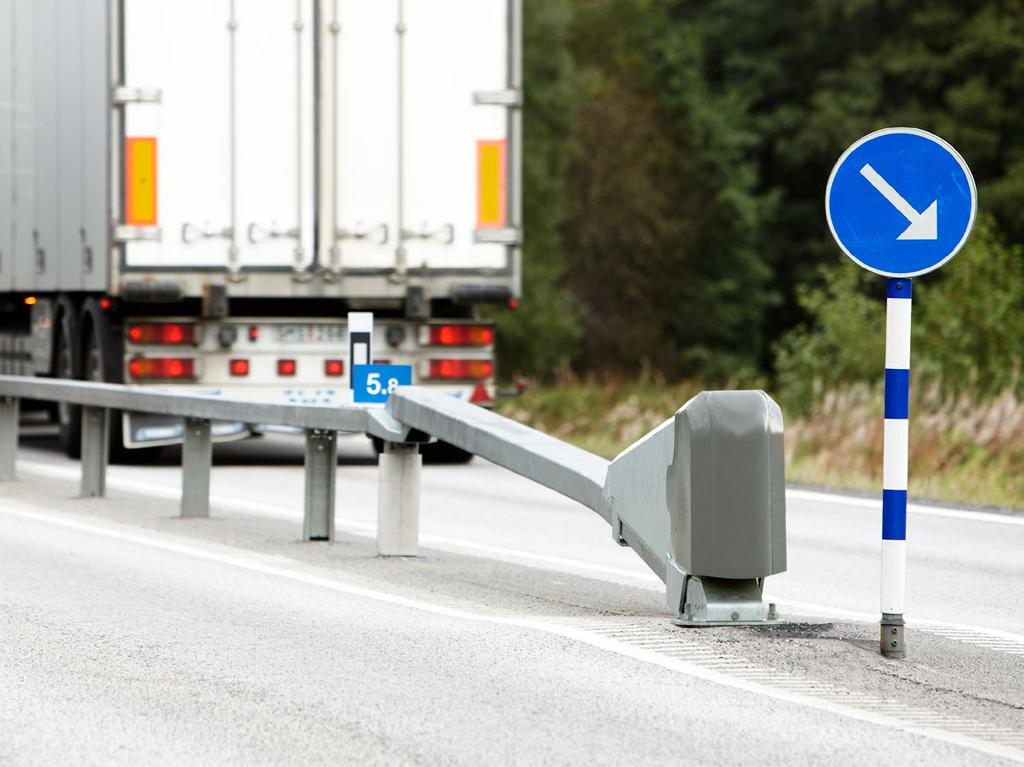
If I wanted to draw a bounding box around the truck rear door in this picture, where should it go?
[320,0,519,279]
[121,0,314,274]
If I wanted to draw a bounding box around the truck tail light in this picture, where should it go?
[125,136,158,226]
[229,359,250,377]
[476,139,507,229]
[428,359,493,380]
[128,357,196,380]
[278,359,297,377]
[428,325,494,347]
[127,322,196,345]
[324,359,344,377]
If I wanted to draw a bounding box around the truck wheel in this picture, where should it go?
[82,324,132,463]
[55,318,82,458]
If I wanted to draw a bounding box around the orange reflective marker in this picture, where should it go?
[125,137,158,226]
[476,139,506,229]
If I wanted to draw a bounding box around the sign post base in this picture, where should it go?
[881,615,906,658]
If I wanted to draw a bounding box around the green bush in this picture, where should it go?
[775,215,1024,414]
[915,216,1024,398]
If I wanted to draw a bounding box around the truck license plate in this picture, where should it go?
[270,324,345,344]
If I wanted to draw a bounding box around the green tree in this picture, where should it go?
[689,0,1024,359]
[488,0,583,379]
[775,216,1024,413]
[504,0,1024,383]
[559,0,777,379]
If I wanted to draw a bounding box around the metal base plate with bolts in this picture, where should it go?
[881,617,906,658]
[671,573,779,627]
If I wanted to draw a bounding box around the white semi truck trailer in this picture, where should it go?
[0,0,521,460]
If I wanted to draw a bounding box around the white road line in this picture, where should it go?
[787,487,1024,527]
[13,459,1024,650]
[1,500,1021,764]
[21,458,1024,529]
[16,459,662,583]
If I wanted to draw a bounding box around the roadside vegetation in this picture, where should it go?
[498,221,1024,509]
[497,223,1024,509]
[497,376,1024,510]
[494,1,1024,508]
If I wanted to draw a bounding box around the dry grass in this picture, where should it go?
[497,378,1024,509]
[787,382,1024,507]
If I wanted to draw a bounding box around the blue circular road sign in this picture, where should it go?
[825,127,976,278]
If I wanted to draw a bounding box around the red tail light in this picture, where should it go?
[278,359,297,376]
[229,359,250,377]
[128,357,197,380]
[127,322,196,345]
[248,325,259,342]
[428,359,493,380]
[324,359,344,377]
[428,324,494,347]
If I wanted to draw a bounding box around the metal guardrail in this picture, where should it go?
[0,375,787,625]
[0,376,417,539]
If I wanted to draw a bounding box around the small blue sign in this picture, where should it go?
[826,127,976,278]
[352,364,412,404]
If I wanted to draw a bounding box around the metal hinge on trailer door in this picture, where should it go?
[112,86,163,105]
[472,89,522,108]
[473,228,521,246]
[114,225,162,243]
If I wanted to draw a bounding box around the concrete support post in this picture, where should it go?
[80,406,109,498]
[377,441,421,556]
[0,396,18,481]
[181,417,212,518]
[303,428,337,541]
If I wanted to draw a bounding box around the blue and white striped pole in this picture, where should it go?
[881,277,911,657]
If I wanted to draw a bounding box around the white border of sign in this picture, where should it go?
[825,126,977,278]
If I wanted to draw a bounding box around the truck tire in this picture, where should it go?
[55,311,82,458]
[80,301,137,463]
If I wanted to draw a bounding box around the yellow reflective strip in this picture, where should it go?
[477,140,506,228]
[126,137,158,226]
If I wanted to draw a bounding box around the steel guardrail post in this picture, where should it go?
[377,441,421,556]
[79,406,109,498]
[0,396,18,481]
[181,417,212,518]
[303,428,337,541]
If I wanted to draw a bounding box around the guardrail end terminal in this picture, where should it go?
[606,390,787,626]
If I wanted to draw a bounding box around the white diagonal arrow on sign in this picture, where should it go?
[859,164,938,240]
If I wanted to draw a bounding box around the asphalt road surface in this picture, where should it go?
[2,425,1023,765]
